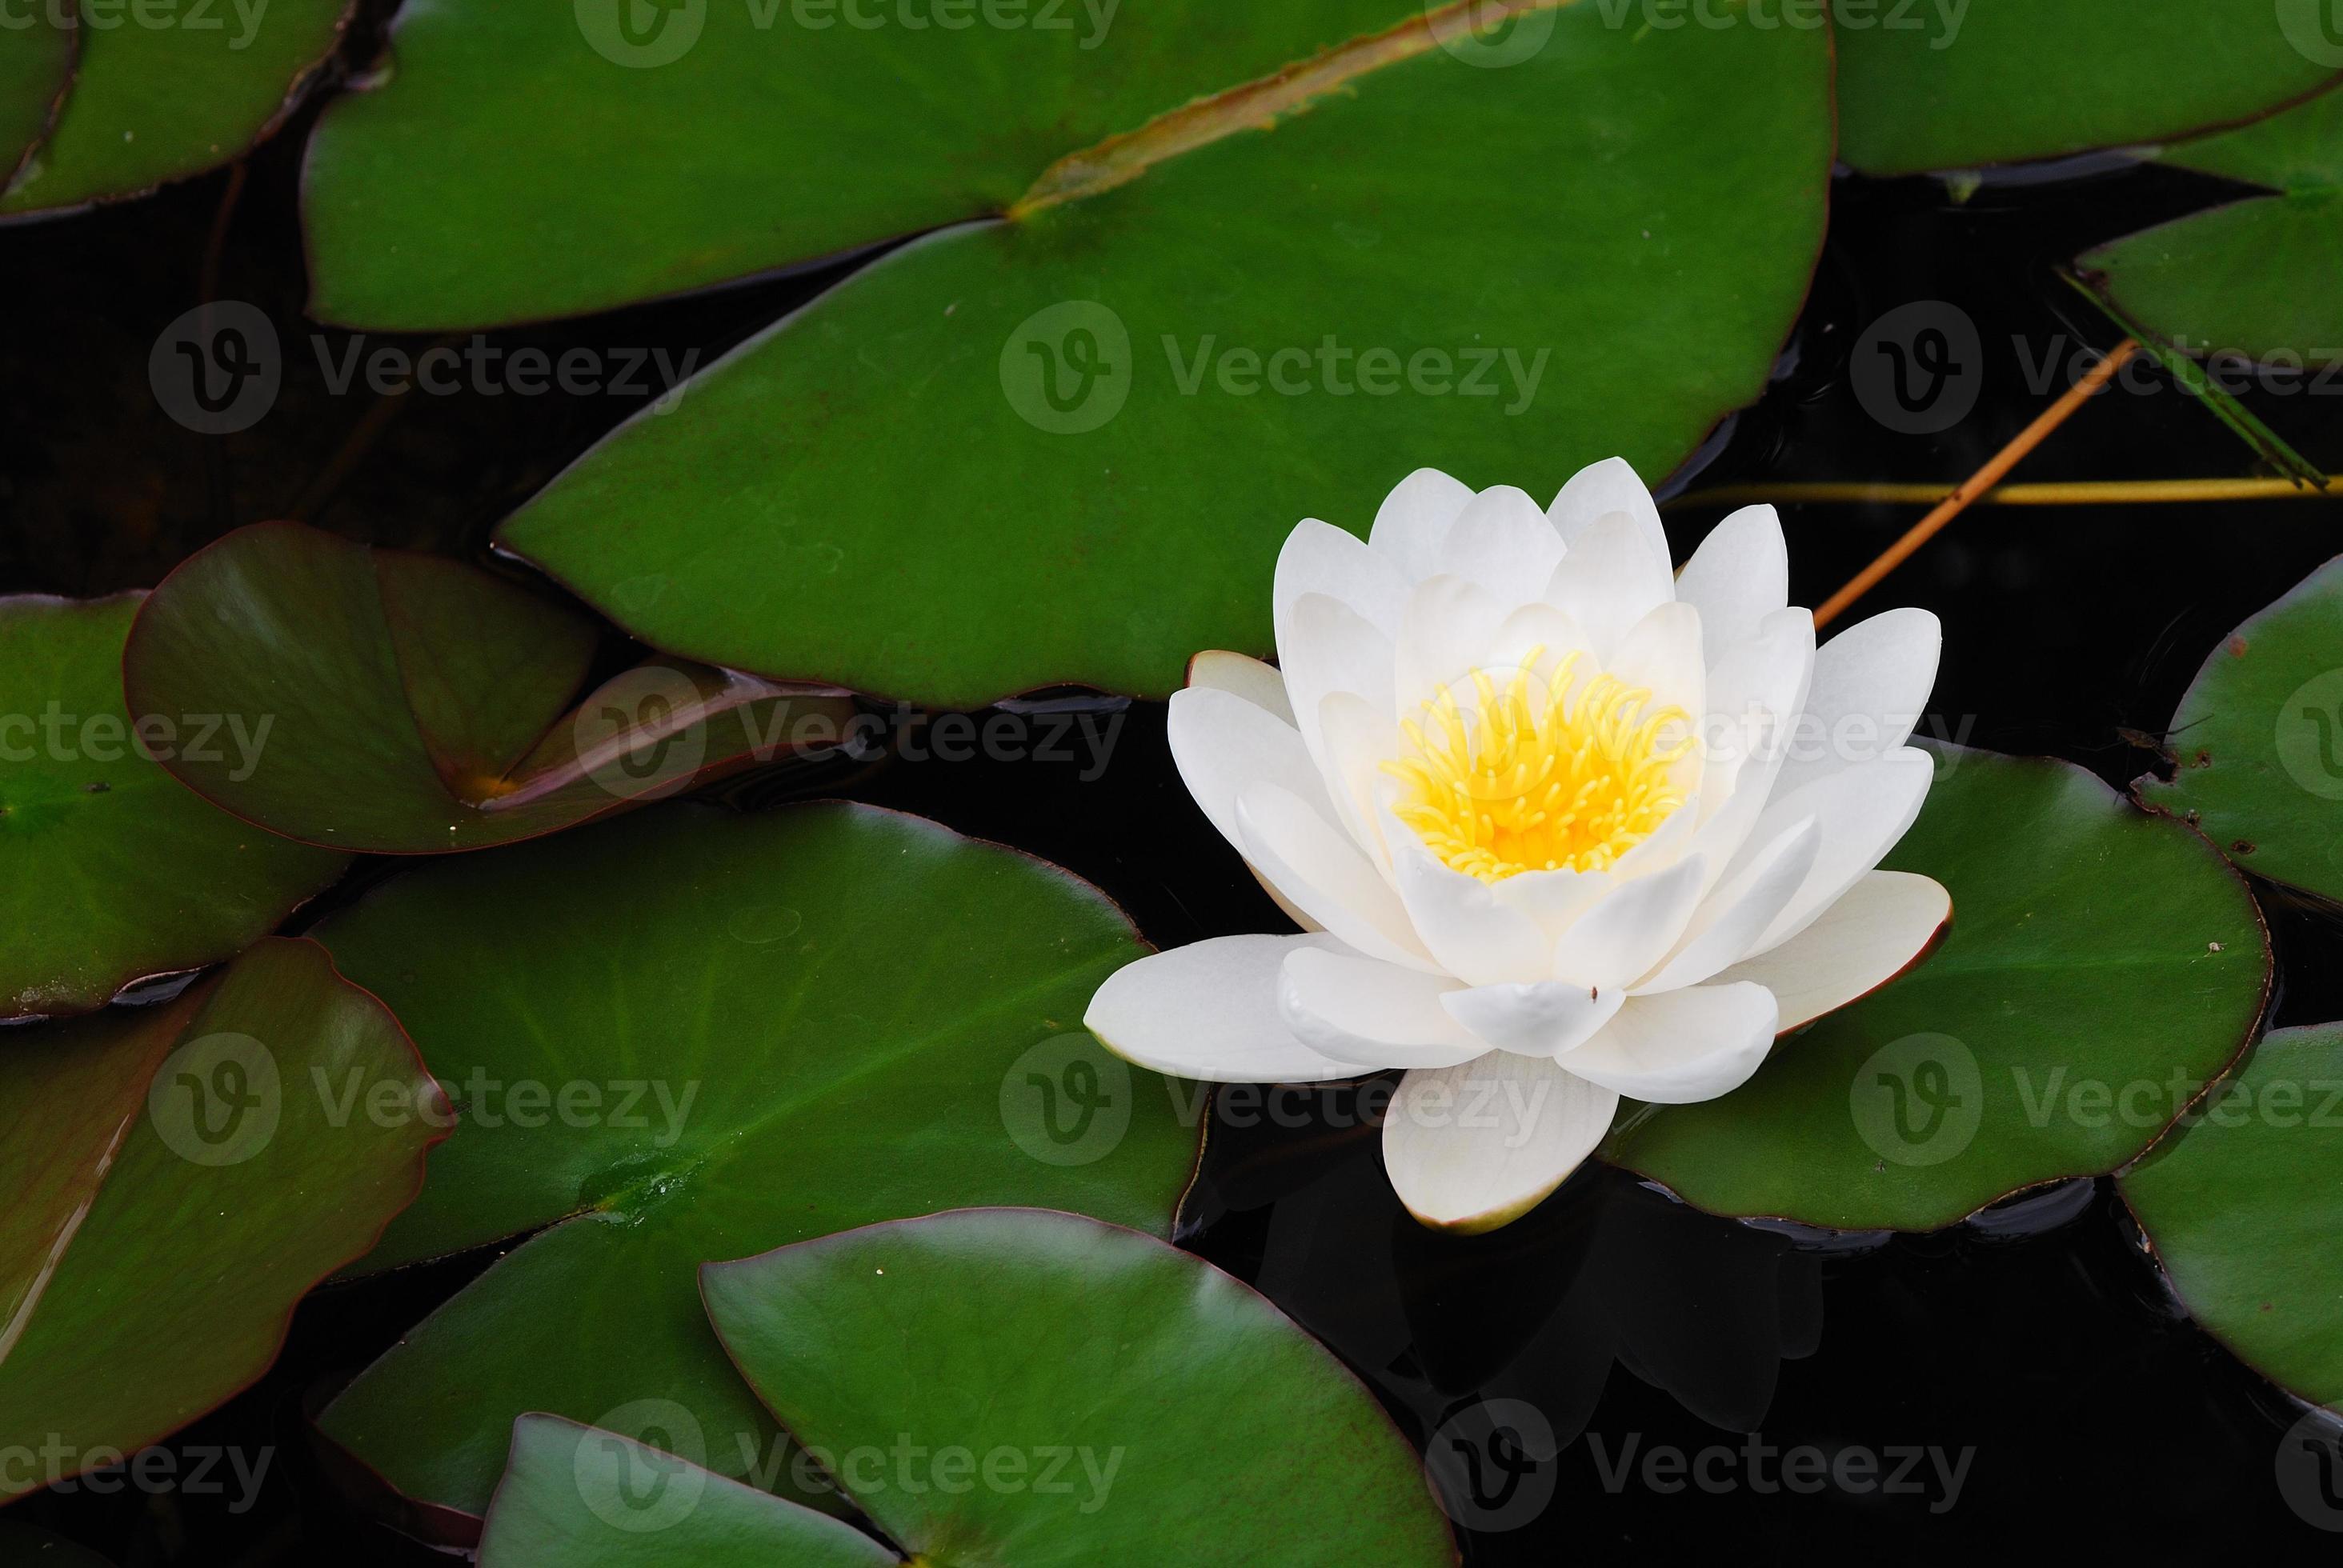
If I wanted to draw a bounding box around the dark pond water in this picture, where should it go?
[8,36,2343,1563]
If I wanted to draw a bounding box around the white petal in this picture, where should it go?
[1278,947,1485,1070]
[1315,689,1400,872]
[1548,852,1708,990]
[1237,783,1440,971]
[1608,600,1706,721]
[1714,870,1950,1030]
[1607,798,1701,882]
[1547,455,1671,570]
[1673,505,1788,655]
[1560,982,1780,1103]
[1187,650,1293,724]
[1274,519,1410,654]
[1381,1053,1619,1234]
[1387,831,1553,986]
[1688,606,1816,880]
[1392,574,1508,720]
[1441,980,1624,1059]
[1491,600,1598,671]
[1167,686,1337,858]
[1773,606,1942,802]
[1633,815,1820,994]
[1741,748,1935,955]
[1545,514,1674,663]
[1369,468,1475,582]
[1278,593,1397,850]
[1435,486,1566,603]
[1086,935,1366,1083]
[1489,862,1615,944]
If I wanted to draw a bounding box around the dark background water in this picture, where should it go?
[6,36,2343,1564]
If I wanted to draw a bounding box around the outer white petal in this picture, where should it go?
[1560,982,1780,1103]
[1547,455,1671,569]
[1435,486,1567,603]
[1237,783,1440,972]
[1673,506,1788,655]
[1548,853,1708,990]
[1187,650,1292,724]
[1545,514,1674,663]
[1381,1053,1620,1233]
[1393,574,1509,719]
[1278,947,1486,1070]
[1740,748,1935,955]
[1713,870,1950,1030]
[1773,606,1942,802]
[1086,934,1367,1083]
[1167,686,1339,858]
[1369,468,1475,582]
[1387,830,1552,986]
[1632,816,1820,994]
[1274,519,1410,653]
[1688,606,1816,882]
[1441,980,1625,1059]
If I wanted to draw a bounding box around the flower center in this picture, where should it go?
[1383,649,1692,884]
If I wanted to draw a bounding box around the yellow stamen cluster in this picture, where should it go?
[1384,649,1692,884]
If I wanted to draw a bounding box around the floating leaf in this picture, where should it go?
[313,803,1200,1530]
[0,939,443,1494]
[2120,1023,2343,1411]
[306,2,1832,705]
[1836,3,2336,176]
[2137,555,2343,902]
[0,6,72,185]
[0,593,346,1019]
[123,522,853,854]
[1604,749,2268,1231]
[2,0,350,215]
[700,1209,1456,1566]
[2082,80,2343,366]
[479,1417,895,1568]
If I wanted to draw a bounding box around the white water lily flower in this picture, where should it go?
[1087,459,1952,1234]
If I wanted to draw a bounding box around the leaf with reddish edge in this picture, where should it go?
[0,593,347,1021]
[0,939,446,1497]
[122,522,856,854]
[699,1209,1457,1566]
[1604,748,2269,1232]
[310,803,1201,1538]
[479,1417,899,1567]
[0,5,72,188]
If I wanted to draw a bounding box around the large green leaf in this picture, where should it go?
[309,1,1832,706]
[479,1417,896,1567]
[0,939,443,1494]
[1836,0,2337,176]
[2136,557,2343,902]
[314,803,1200,1529]
[122,522,852,854]
[2082,81,2343,366]
[2,0,350,214]
[1604,749,2269,1230]
[0,6,72,185]
[0,593,346,1020]
[702,1209,1456,1566]
[2120,1023,2343,1412]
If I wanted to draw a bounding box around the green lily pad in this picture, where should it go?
[1604,748,2269,1231]
[701,1209,1456,1566]
[122,522,853,854]
[0,7,72,186]
[479,1417,896,1567]
[2120,1023,2343,1412]
[2136,557,2343,901]
[1836,2,2337,177]
[0,938,443,1494]
[2,0,350,215]
[0,593,346,1020]
[309,2,1831,706]
[313,803,1200,1529]
[2082,81,2343,366]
